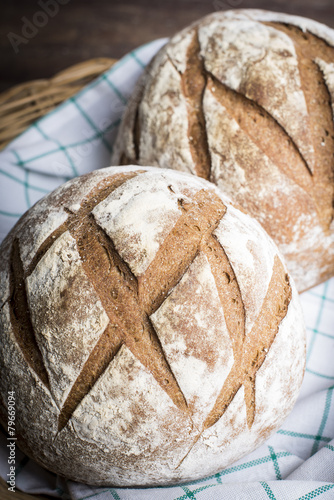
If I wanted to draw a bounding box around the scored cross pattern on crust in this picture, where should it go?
[180,27,334,229]
[8,171,291,437]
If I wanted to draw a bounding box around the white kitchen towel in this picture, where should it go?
[0,38,333,500]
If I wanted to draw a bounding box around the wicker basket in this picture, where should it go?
[0,57,117,150]
[0,57,117,500]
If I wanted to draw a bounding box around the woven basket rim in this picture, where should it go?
[0,57,118,150]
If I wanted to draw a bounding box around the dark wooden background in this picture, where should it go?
[1,0,334,92]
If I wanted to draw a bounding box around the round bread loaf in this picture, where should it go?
[111,9,334,292]
[0,166,305,486]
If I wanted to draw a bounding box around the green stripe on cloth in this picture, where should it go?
[110,489,122,500]
[69,98,113,154]
[1,39,160,160]
[14,118,120,166]
[260,481,277,500]
[277,429,331,442]
[33,122,79,177]
[180,486,197,499]
[177,484,216,500]
[6,43,140,148]
[11,150,30,209]
[297,484,334,499]
[268,446,282,480]
[214,471,222,484]
[311,387,334,455]
[308,291,334,304]
[101,74,128,104]
[324,444,334,452]
[24,169,30,208]
[216,451,292,479]
[0,168,49,194]
[0,209,25,217]
[130,51,146,69]
[141,450,292,495]
[305,369,334,380]
[307,328,334,340]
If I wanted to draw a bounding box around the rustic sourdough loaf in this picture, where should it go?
[111,9,334,292]
[0,166,305,486]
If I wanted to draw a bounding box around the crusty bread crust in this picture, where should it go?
[0,166,305,486]
[112,10,334,292]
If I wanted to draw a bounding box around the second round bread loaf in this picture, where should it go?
[111,9,334,292]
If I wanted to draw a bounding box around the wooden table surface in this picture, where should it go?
[1,0,334,93]
[1,0,334,498]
